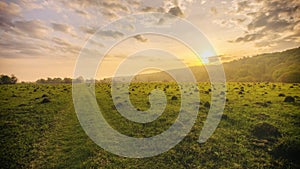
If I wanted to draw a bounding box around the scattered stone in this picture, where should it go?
[222,114,228,120]
[256,113,270,120]
[117,102,123,106]
[42,94,48,98]
[283,96,295,103]
[272,139,300,164]
[204,101,210,108]
[171,96,178,100]
[18,104,27,107]
[41,98,51,104]
[278,93,285,97]
[238,91,243,95]
[252,122,281,139]
[255,102,269,107]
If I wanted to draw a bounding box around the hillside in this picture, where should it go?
[114,47,300,83]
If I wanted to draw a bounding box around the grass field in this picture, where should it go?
[0,82,299,168]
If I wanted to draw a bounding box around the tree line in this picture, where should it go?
[0,74,18,84]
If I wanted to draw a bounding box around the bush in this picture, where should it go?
[0,74,17,84]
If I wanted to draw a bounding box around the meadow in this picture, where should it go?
[0,82,299,168]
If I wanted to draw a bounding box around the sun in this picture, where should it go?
[201,50,215,58]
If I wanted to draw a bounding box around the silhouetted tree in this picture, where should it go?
[0,74,18,84]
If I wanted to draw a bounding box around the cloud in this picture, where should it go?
[230,33,262,43]
[74,9,90,18]
[0,1,21,31]
[230,0,300,48]
[102,1,128,12]
[51,23,74,34]
[237,1,250,12]
[210,7,217,15]
[133,34,148,42]
[98,30,124,39]
[80,25,98,35]
[52,37,81,55]
[59,0,130,20]
[140,6,165,12]
[168,6,184,17]
[13,20,50,39]
[0,32,53,58]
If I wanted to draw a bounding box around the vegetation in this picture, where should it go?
[0,74,18,84]
[126,47,300,83]
[224,47,300,82]
[0,82,299,168]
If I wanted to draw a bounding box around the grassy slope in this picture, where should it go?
[0,82,299,168]
[126,47,300,83]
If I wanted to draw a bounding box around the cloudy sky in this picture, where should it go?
[0,0,299,81]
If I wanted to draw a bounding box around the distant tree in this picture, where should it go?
[53,77,62,83]
[63,78,72,83]
[10,74,18,84]
[73,76,85,83]
[0,74,18,84]
[36,78,46,84]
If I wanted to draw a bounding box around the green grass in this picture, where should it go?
[0,82,299,168]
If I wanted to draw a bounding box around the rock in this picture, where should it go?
[18,104,27,107]
[283,96,295,103]
[222,114,228,120]
[42,94,48,98]
[171,96,178,100]
[256,113,270,120]
[204,101,210,108]
[41,98,51,104]
[252,122,281,139]
[272,139,300,165]
[255,102,269,107]
[278,93,285,97]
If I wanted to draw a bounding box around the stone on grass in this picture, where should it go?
[171,96,178,100]
[41,98,51,104]
[283,96,295,103]
[252,122,281,140]
[204,101,210,108]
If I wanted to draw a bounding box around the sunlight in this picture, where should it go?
[201,50,215,58]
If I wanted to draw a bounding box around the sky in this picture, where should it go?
[0,0,299,81]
